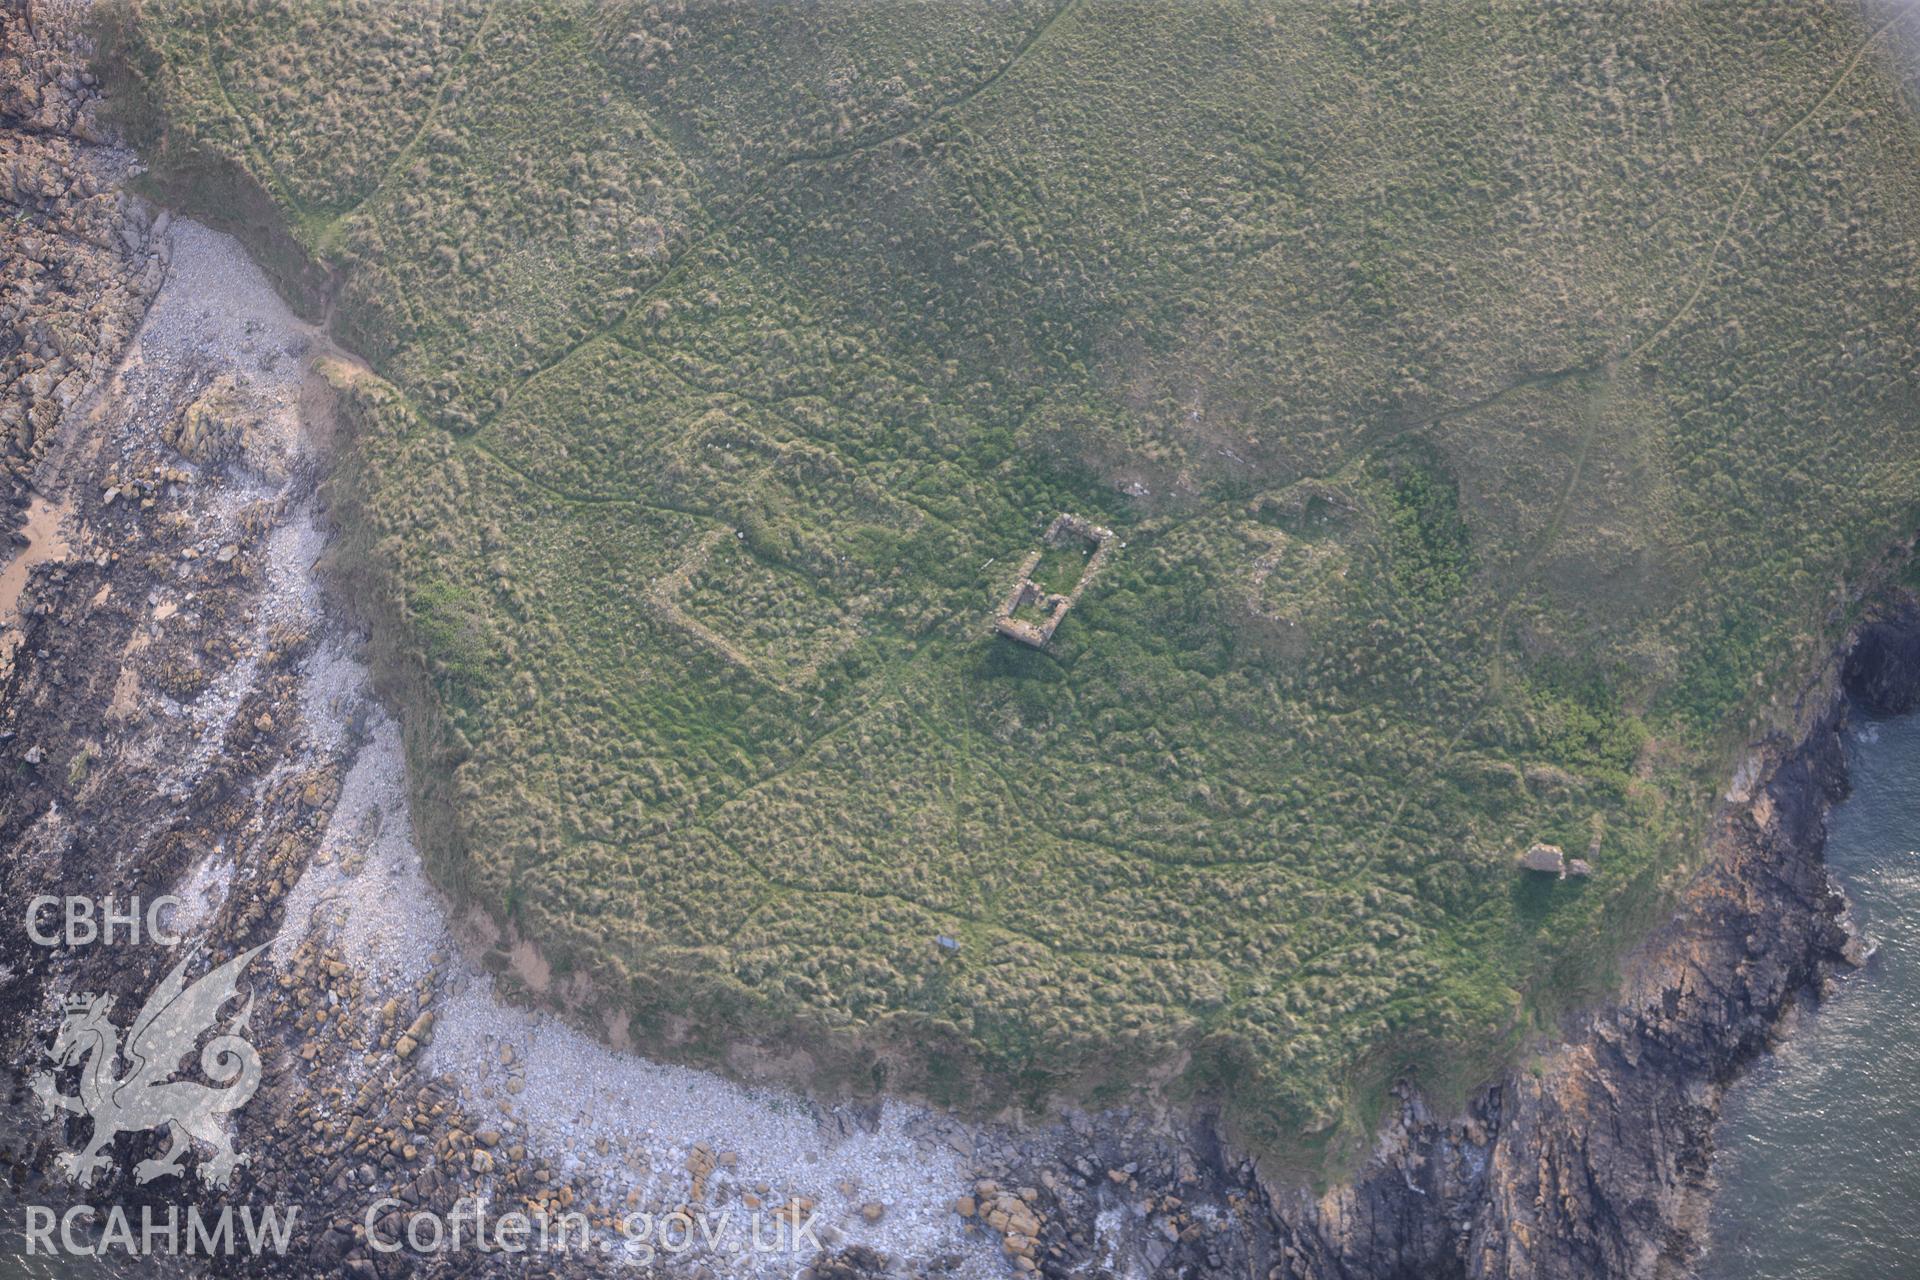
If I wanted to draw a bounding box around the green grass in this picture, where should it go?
[103,0,1920,1166]
[1031,543,1089,597]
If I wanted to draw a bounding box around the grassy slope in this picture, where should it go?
[109,0,1920,1164]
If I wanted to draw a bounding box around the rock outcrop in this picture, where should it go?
[1842,597,1920,716]
[0,0,168,480]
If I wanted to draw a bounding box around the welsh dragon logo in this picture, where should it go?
[32,944,266,1189]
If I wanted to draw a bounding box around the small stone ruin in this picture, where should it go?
[992,513,1117,648]
[1516,841,1593,879]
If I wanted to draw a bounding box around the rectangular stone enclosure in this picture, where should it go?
[992,513,1117,648]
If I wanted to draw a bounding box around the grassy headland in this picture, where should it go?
[100,0,1920,1166]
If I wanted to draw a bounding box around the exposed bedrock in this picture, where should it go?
[0,0,168,487]
[1843,598,1920,716]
